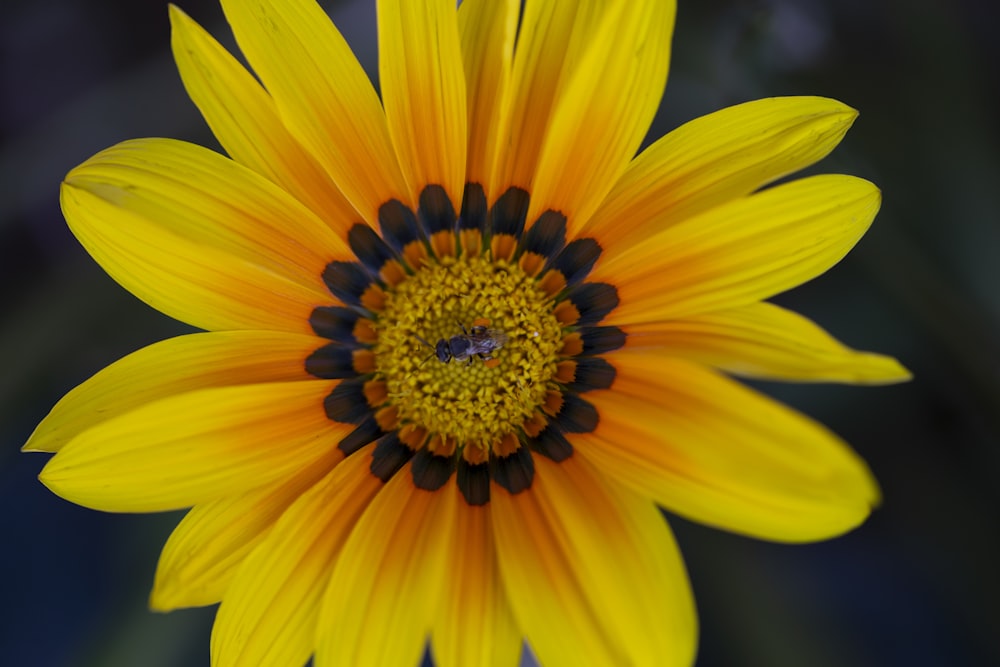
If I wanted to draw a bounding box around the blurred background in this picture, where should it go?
[2,0,997,665]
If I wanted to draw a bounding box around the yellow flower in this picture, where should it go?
[26,1,910,665]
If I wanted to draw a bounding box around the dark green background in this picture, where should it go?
[2,1,997,665]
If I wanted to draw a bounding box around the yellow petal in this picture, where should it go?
[150,456,340,611]
[169,6,360,231]
[25,331,322,454]
[62,138,345,332]
[316,475,458,667]
[211,446,381,667]
[582,96,859,252]
[594,175,881,323]
[627,301,911,384]
[39,381,345,513]
[457,0,518,197]
[582,349,880,542]
[491,456,696,667]
[526,0,675,234]
[431,504,521,667]
[490,2,609,196]
[378,0,466,205]
[220,0,411,220]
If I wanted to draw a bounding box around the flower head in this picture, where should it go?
[27,1,909,665]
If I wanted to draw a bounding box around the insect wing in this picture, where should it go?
[468,328,508,355]
[485,329,509,348]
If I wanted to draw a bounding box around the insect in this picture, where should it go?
[414,318,509,366]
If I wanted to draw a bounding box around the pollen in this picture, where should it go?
[374,255,562,451]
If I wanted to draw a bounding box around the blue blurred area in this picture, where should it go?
[2,0,998,665]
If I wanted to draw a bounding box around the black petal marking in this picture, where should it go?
[457,459,491,505]
[529,426,574,462]
[579,326,627,356]
[554,394,599,433]
[490,446,535,494]
[418,185,458,236]
[490,187,530,237]
[411,448,456,491]
[378,198,423,252]
[309,306,361,344]
[322,261,372,307]
[567,283,619,326]
[519,210,566,260]
[565,357,617,393]
[305,343,358,379]
[348,223,398,275]
[370,433,414,482]
[323,378,371,424]
[458,182,488,232]
[550,238,602,286]
[338,416,382,456]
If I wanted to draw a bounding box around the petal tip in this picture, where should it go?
[61,171,82,191]
[836,175,881,217]
[833,456,882,534]
[797,95,857,125]
[827,97,859,121]
[36,465,64,497]
[148,585,178,613]
[859,353,912,384]
[21,425,51,452]
[148,596,169,613]
[62,156,111,194]
[863,183,883,219]
[168,4,195,39]
[37,456,95,508]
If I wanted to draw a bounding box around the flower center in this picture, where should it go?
[375,255,561,452]
[308,184,624,504]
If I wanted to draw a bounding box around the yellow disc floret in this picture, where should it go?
[374,255,562,452]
